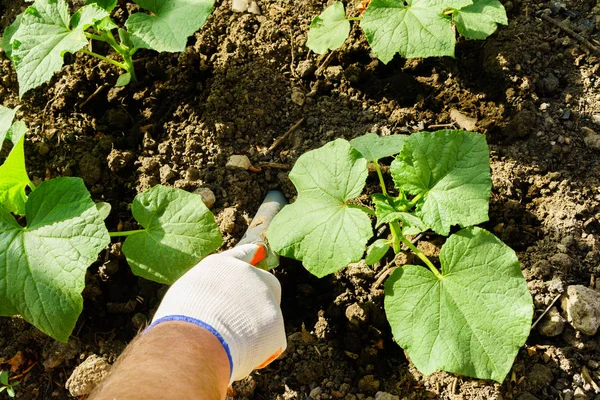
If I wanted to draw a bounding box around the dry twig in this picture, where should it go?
[264,118,304,155]
[539,12,600,56]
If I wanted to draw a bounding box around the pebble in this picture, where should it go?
[36,142,50,155]
[358,375,380,393]
[159,164,176,182]
[582,127,600,151]
[291,88,305,106]
[561,285,600,335]
[450,109,477,131]
[193,187,216,209]
[537,307,566,337]
[226,155,251,170]
[345,303,368,326]
[323,66,343,82]
[310,387,323,398]
[374,392,399,400]
[65,354,111,396]
[296,60,316,79]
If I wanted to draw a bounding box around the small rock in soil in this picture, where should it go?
[549,253,575,271]
[139,157,159,173]
[296,60,316,79]
[450,109,477,131]
[538,306,566,337]
[323,66,343,82]
[107,149,134,172]
[358,375,380,393]
[226,155,251,170]
[375,392,400,400]
[291,88,305,106]
[582,127,600,151]
[504,109,536,139]
[561,285,600,335]
[193,187,216,209]
[542,73,560,93]
[309,386,322,398]
[217,207,237,233]
[79,154,102,185]
[159,164,176,182]
[346,303,368,326]
[65,354,111,397]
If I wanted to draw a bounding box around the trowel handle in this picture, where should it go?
[236,190,288,269]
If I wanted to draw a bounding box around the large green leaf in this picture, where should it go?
[390,130,490,236]
[122,185,222,284]
[0,135,32,215]
[0,178,110,341]
[126,0,214,52]
[267,139,373,277]
[11,0,108,97]
[453,0,507,40]
[0,14,23,59]
[360,0,456,63]
[0,106,19,150]
[350,133,407,162]
[384,227,533,382]
[306,2,350,54]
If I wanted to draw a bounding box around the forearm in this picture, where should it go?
[90,321,230,400]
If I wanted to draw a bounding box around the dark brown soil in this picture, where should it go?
[1,0,600,398]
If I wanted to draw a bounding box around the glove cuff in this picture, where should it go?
[146,315,234,382]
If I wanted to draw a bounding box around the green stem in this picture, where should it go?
[389,222,401,253]
[109,229,145,237]
[398,233,443,280]
[347,204,376,215]
[374,162,387,196]
[85,33,107,42]
[407,192,424,209]
[80,49,129,70]
[346,16,361,21]
[121,52,137,82]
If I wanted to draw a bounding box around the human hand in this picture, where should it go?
[148,244,286,384]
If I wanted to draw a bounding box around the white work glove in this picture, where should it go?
[148,244,286,384]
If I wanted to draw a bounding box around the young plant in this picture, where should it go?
[266,130,533,382]
[0,371,18,398]
[307,0,507,62]
[0,107,222,341]
[1,0,215,96]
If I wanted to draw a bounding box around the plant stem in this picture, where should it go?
[80,49,129,70]
[407,192,424,209]
[85,33,107,42]
[109,229,145,237]
[374,162,387,196]
[347,204,376,215]
[398,233,443,280]
[346,16,361,21]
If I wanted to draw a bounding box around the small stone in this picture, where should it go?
[504,110,536,139]
[291,88,305,106]
[346,303,368,326]
[374,392,399,400]
[185,167,200,181]
[139,157,159,173]
[193,187,216,209]
[549,253,574,270]
[537,307,566,337]
[450,109,477,131]
[107,149,134,172]
[159,164,176,182]
[248,1,260,15]
[324,66,343,82]
[561,285,600,335]
[582,127,600,151]
[232,0,249,12]
[226,155,251,170]
[310,387,323,399]
[358,375,380,393]
[217,207,237,233]
[296,60,316,79]
[592,115,600,125]
[65,355,111,397]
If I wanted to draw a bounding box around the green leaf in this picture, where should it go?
[0,371,8,386]
[0,135,31,215]
[385,227,533,382]
[371,194,427,234]
[306,2,350,54]
[96,202,111,220]
[361,0,456,63]
[453,0,507,40]
[126,0,214,52]
[6,386,14,398]
[0,106,19,151]
[0,387,5,394]
[267,139,373,278]
[11,0,108,97]
[1,13,23,59]
[96,16,118,31]
[5,121,28,146]
[421,0,473,9]
[122,185,222,284]
[86,0,117,12]
[390,130,490,236]
[365,239,390,265]
[115,72,131,87]
[0,178,110,341]
[118,28,134,49]
[349,133,407,162]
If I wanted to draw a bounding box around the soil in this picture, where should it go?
[1,0,600,398]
